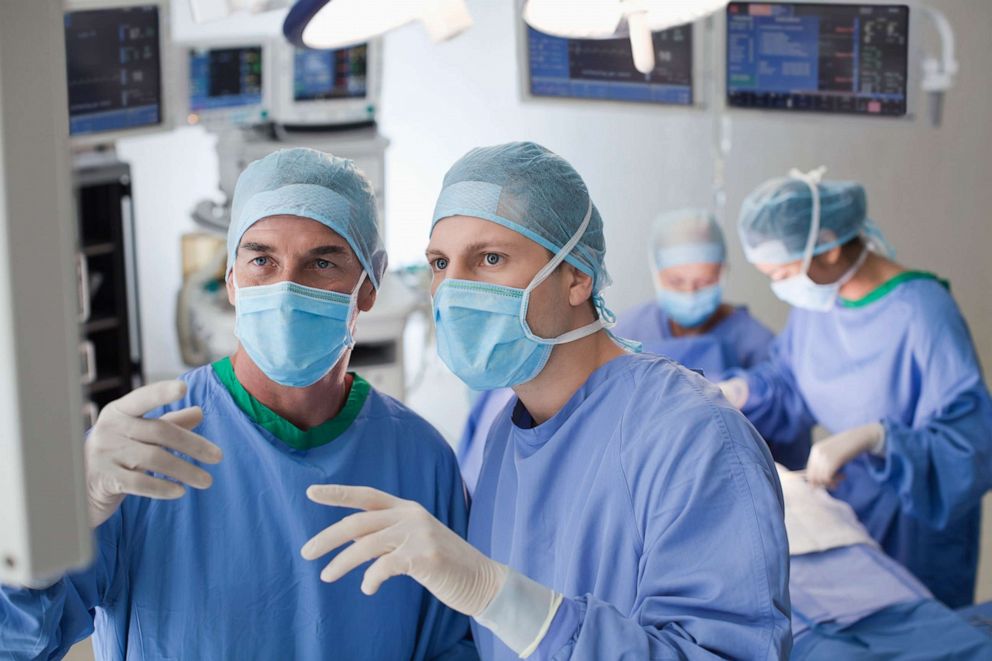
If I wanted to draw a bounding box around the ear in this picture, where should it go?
[357,279,377,313]
[226,271,236,306]
[566,265,595,308]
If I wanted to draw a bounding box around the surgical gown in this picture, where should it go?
[611,301,809,470]
[468,353,792,660]
[732,274,992,607]
[0,361,474,660]
[613,302,774,378]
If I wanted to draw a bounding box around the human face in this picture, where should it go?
[655,262,723,292]
[426,215,593,338]
[226,215,374,310]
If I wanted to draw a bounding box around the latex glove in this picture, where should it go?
[302,485,562,656]
[86,381,223,528]
[806,422,885,489]
[718,377,750,409]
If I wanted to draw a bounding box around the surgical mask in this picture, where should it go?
[656,283,722,328]
[433,200,612,390]
[234,272,366,388]
[770,169,868,312]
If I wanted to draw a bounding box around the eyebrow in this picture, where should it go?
[309,245,348,256]
[426,241,518,258]
[240,241,272,253]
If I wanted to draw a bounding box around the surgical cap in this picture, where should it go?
[431,141,611,291]
[738,177,867,265]
[651,208,726,270]
[228,148,387,289]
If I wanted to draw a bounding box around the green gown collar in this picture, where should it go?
[839,271,948,309]
[211,356,370,451]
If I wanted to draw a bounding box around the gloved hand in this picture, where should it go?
[301,485,507,614]
[86,381,223,528]
[302,485,562,656]
[718,377,750,409]
[806,422,885,489]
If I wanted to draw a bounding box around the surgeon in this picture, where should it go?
[720,168,992,608]
[615,207,774,375]
[456,208,803,493]
[0,148,473,659]
[300,142,791,659]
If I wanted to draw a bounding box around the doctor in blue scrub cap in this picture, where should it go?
[0,148,475,660]
[302,142,792,660]
[720,167,992,608]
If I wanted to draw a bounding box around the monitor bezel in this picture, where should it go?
[64,0,173,148]
[172,38,271,132]
[268,37,383,129]
[723,1,916,120]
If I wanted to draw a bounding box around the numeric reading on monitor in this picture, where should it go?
[726,2,909,116]
[64,5,162,136]
[527,25,693,105]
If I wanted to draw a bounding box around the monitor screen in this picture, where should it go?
[526,25,693,105]
[189,46,263,112]
[726,2,909,116]
[293,45,368,102]
[64,5,162,136]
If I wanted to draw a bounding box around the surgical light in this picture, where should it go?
[283,0,472,49]
[523,0,728,74]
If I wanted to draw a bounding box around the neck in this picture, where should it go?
[512,329,625,425]
[230,347,352,430]
[837,252,906,300]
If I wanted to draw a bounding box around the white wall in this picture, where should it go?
[114,0,991,599]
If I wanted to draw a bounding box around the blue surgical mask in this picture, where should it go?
[432,200,611,390]
[656,284,722,328]
[770,170,868,312]
[234,273,365,388]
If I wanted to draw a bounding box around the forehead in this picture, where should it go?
[429,215,535,251]
[241,215,350,250]
[660,262,722,279]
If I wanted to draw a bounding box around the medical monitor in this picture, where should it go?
[184,44,267,129]
[64,2,168,144]
[524,25,695,106]
[726,2,909,116]
[270,40,381,129]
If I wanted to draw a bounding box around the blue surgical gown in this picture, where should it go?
[611,301,810,469]
[613,302,774,378]
[732,275,992,607]
[468,353,792,660]
[0,364,475,660]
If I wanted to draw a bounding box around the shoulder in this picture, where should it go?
[615,354,774,474]
[360,387,460,469]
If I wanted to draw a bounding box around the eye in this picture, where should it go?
[432,257,449,271]
[315,259,331,269]
[483,253,502,266]
[252,256,268,267]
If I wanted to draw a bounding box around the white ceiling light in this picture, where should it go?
[283,0,473,49]
[523,0,729,74]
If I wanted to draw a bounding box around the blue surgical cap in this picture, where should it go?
[228,148,387,289]
[651,208,726,270]
[431,141,611,292]
[738,177,868,265]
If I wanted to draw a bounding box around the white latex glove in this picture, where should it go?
[86,381,223,528]
[806,422,885,489]
[718,377,750,409]
[302,485,562,656]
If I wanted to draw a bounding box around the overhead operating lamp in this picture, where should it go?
[283,0,472,49]
[523,0,728,74]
